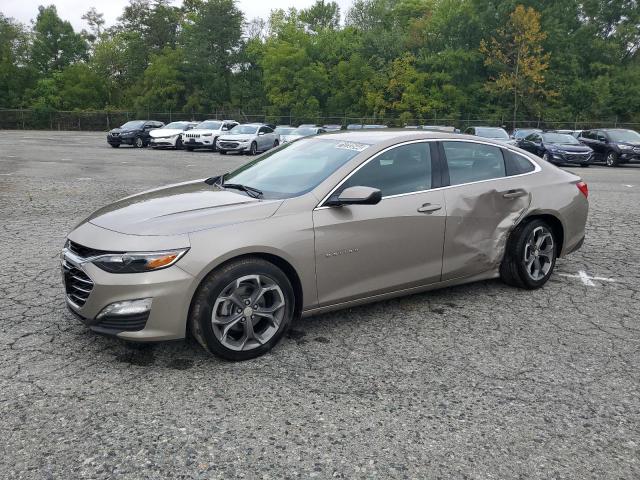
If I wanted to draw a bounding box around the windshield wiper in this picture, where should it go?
[221,183,263,199]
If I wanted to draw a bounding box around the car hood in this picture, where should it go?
[109,127,138,134]
[218,134,254,142]
[150,129,184,137]
[547,143,592,152]
[85,180,283,236]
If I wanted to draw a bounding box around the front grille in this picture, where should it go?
[111,132,120,137]
[63,260,94,307]
[67,240,118,258]
[566,153,590,160]
[220,141,239,148]
[96,312,149,332]
[184,133,200,138]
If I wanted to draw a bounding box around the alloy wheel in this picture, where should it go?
[135,137,143,148]
[606,152,616,167]
[250,142,257,155]
[211,275,286,351]
[523,226,554,281]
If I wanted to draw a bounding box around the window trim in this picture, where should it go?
[315,138,540,210]
[316,140,439,208]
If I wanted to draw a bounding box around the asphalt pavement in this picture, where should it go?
[0,131,638,479]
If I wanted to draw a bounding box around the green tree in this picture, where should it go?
[299,1,341,31]
[30,5,88,75]
[0,14,35,107]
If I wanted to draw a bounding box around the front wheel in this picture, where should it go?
[110,144,120,148]
[250,142,258,155]
[605,151,619,167]
[175,138,183,150]
[189,258,295,361]
[500,219,557,289]
[542,152,552,164]
[134,136,144,148]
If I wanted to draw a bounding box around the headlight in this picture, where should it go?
[619,144,633,150]
[92,249,189,273]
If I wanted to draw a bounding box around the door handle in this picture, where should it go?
[502,189,527,199]
[417,203,442,213]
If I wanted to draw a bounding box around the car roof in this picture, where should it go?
[319,129,466,145]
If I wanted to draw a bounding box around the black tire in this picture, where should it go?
[542,152,552,164]
[134,136,144,148]
[175,138,183,150]
[189,257,295,361]
[110,144,120,148]
[211,137,218,151]
[273,140,279,148]
[605,151,619,167]
[500,219,557,289]
[219,150,227,155]
[580,163,590,167]
[250,142,258,155]
[186,147,194,152]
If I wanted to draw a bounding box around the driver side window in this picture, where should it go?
[342,143,432,197]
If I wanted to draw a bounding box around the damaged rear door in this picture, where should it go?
[438,140,534,281]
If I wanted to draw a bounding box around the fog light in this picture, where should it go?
[96,298,152,319]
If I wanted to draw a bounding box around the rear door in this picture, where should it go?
[313,141,446,306]
[439,140,534,280]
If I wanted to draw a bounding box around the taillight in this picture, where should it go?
[576,181,588,198]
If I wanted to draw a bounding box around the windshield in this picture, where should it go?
[608,129,640,142]
[275,127,295,135]
[223,139,369,199]
[542,133,580,144]
[514,129,540,139]
[230,125,259,134]
[120,120,145,129]
[196,121,222,130]
[292,127,317,136]
[475,127,509,139]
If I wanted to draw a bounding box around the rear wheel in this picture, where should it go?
[500,219,557,289]
[273,140,279,148]
[189,258,295,361]
[605,151,619,167]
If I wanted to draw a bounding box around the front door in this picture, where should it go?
[313,141,446,307]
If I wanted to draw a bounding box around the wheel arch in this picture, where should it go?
[187,251,304,324]
[518,212,565,256]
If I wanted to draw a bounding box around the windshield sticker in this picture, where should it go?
[335,141,369,152]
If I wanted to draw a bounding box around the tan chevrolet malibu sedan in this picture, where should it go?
[62,131,589,360]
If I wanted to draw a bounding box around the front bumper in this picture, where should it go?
[62,225,195,341]
[619,150,640,162]
[150,136,179,147]
[107,134,136,146]
[217,140,251,152]
[184,136,215,148]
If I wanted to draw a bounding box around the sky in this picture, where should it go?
[1,0,354,31]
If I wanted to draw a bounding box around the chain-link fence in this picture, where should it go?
[1,108,638,132]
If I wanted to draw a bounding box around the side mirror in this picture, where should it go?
[258,132,265,136]
[326,186,382,207]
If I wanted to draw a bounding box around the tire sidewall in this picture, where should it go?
[191,259,295,361]
[606,151,618,167]
[251,142,257,155]
[135,136,144,148]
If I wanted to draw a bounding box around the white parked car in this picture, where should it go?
[281,126,326,143]
[181,119,238,151]
[149,121,198,149]
[216,124,280,155]
[274,126,297,143]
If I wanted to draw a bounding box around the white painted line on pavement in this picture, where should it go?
[558,270,616,287]
[624,184,634,187]
[76,177,92,180]
[0,173,13,176]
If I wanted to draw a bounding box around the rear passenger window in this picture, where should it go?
[343,143,432,197]
[504,150,535,175]
[442,142,506,185]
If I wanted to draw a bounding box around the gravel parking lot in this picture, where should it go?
[1,130,639,479]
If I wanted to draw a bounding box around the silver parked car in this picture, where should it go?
[216,124,280,155]
[62,131,588,360]
[281,126,326,143]
[465,126,517,146]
